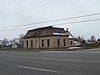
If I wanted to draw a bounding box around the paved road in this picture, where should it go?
[0,48,100,75]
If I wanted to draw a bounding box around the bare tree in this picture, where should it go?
[18,34,24,48]
[8,34,24,48]
[76,35,86,44]
[90,35,96,43]
[2,38,9,47]
[11,38,19,45]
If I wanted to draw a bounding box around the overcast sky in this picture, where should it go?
[0,0,100,40]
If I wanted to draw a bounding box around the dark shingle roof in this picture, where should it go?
[24,26,68,38]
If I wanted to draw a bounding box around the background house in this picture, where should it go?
[0,40,3,48]
[23,26,74,49]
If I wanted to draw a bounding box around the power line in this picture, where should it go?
[0,12,100,28]
[0,0,46,17]
[0,0,16,5]
[0,0,46,11]
[7,0,48,10]
[1,18,100,31]
[0,0,19,8]
[58,18,100,24]
[0,0,67,17]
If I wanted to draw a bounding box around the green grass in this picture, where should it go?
[82,43,100,49]
[0,44,100,52]
[0,48,70,52]
[0,48,40,52]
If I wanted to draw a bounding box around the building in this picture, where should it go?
[0,40,3,48]
[23,26,75,49]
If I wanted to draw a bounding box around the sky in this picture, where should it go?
[0,0,100,40]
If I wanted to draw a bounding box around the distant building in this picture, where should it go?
[0,40,3,48]
[23,26,75,49]
[12,44,18,48]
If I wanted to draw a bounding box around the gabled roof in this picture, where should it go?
[24,26,69,38]
[28,26,65,32]
[0,40,3,45]
[28,26,53,32]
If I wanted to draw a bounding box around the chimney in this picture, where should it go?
[66,28,68,32]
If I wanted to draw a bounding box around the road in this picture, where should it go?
[0,48,100,75]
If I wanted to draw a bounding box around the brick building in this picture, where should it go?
[23,26,74,49]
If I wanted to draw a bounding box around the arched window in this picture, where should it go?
[42,40,44,47]
[31,40,33,47]
[58,39,60,47]
[47,39,50,47]
[63,39,66,46]
[70,41,73,45]
[26,40,28,47]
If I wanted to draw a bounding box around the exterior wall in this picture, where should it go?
[52,36,69,48]
[23,36,74,49]
[69,39,75,47]
[24,38,39,48]
[39,37,53,48]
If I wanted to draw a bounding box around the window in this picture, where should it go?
[47,39,50,47]
[26,40,28,47]
[70,41,73,45]
[63,39,66,46]
[31,40,33,47]
[58,39,60,46]
[42,40,44,47]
